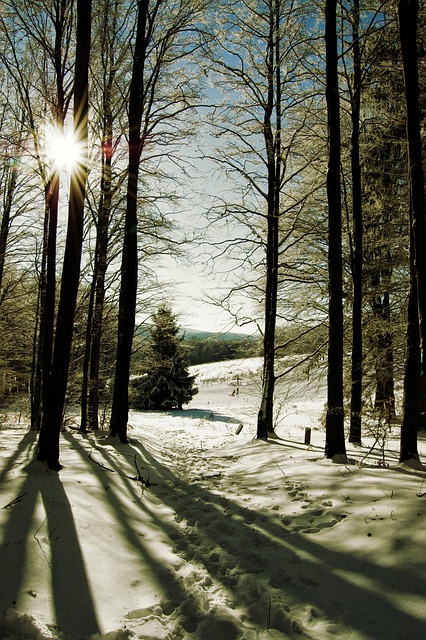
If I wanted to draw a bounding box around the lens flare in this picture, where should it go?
[45,126,83,171]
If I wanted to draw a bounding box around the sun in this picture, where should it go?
[45,126,82,172]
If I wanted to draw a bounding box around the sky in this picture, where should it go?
[154,162,259,337]
[157,254,257,335]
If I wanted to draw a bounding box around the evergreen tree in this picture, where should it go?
[131,305,198,411]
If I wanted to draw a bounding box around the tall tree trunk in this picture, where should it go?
[30,284,42,431]
[87,155,111,432]
[399,0,425,461]
[37,0,92,469]
[400,214,420,461]
[40,0,68,415]
[257,1,280,440]
[83,142,112,433]
[87,3,117,432]
[42,174,59,413]
[349,0,363,445]
[325,0,347,459]
[371,292,395,421]
[399,0,426,374]
[80,269,96,433]
[109,0,149,443]
[31,1,70,431]
[31,175,59,431]
[0,159,18,297]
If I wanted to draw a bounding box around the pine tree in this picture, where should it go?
[131,305,198,411]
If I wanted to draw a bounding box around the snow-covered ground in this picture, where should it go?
[1,357,426,640]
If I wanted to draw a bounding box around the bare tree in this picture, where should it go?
[344,0,363,444]
[360,11,407,424]
[256,0,282,440]
[324,0,346,460]
[80,0,132,433]
[109,0,150,442]
[0,1,75,430]
[37,0,92,469]
[109,0,209,442]
[203,0,324,440]
[399,0,425,463]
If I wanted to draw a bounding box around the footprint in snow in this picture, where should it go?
[280,509,347,534]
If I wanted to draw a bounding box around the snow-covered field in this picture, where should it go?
[1,357,426,640]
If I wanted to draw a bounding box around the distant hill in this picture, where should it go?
[133,325,258,367]
[181,328,257,341]
[136,324,255,341]
[183,329,258,365]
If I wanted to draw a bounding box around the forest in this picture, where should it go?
[0,0,425,471]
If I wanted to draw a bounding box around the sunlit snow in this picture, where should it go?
[0,357,425,639]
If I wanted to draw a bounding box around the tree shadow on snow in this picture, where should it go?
[1,428,201,639]
[0,430,37,484]
[5,428,423,639]
[62,430,204,635]
[132,407,241,424]
[98,432,426,640]
[168,407,241,423]
[0,451,100,640]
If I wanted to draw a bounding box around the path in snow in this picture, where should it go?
[123,414,354,640]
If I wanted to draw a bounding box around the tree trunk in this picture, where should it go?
[42,174,59,413]
[371,292,395,421]
[399,0,426,374]
[348,0,363,445]
[87,168,111,431]
[37,0,92,469]
[109,0,149,443]
[325,0,346,459]
[400,213,420,461]
[257,0,280,440]
[80,269,96,433]
[31,175,59,431]
[0,159,18,297]
[398,0,426,460]
[30,1,69,432]
[87,6,117,431]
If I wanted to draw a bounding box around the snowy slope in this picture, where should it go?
[0,358,425,640]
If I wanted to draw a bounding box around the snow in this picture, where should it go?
[1,357,426,640]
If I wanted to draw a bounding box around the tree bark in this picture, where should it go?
[399,0,426,374]
[87,5,117,432]
[371,292,395,421]
[31,1,71,431]
[349,0,363,445]
[257,0,280,440]
[398,0,426,460]
[37,0,92,469]
[80,269,96,433]
[42,175,59,414]
[85,148,112,432]
[400,216,420,461]
[31,175,59,431]
[109,0,149,443]
[0,159,18,298]
[325,0,347,459]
